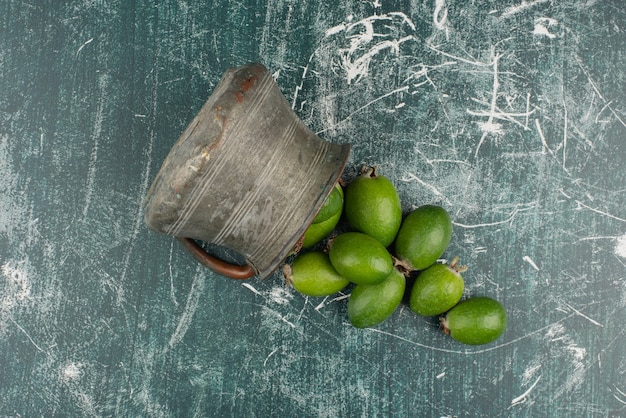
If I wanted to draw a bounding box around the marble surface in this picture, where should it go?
[1,1,625,416]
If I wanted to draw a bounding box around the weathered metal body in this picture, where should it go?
[144,63,350,279]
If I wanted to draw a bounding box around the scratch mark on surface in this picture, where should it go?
[548,323,589,400]
[81,74,107,222]
[117,50,157,303]
[564,303,604,328]
[510,376,541,407]
[560,189,626,222]
[165,266,205,353]
[168,240,178,307]
[561,84,568,171]
[316,86,409,134]
[369,309,580,354]
[614,386,626,405]
[258,304,300,331]
[263,348,278,367]
[522,363,542,385]
[76,37,94,56]
[535,118,555,157]
[468,98,535,131]
[315,293,350,311]
[39,127,44,156]
[426,44,494,67]
[474,50,502,158]
[292,52,315,110]
[576,58,626,128]
[522,256,540,271]
[326,12,417,84]
[501,0,549,19]
[400,172,452,205]
[452,211,519,229]
[9,317,45,353]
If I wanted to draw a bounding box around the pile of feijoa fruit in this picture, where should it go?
[283,166,507,346]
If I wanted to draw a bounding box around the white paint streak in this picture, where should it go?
[452,212,518,229]
[533,18,559,38]
[76,37,94,56]
[501,0,549,18]
[81,73,108,221]
[510,376,541,406]
[325,23,346,37]
[474,50,502,158]
[62,362,83,381]
[433,0,449,39]
[326,13,417,84]
[522,363,542,385]
[535,118,555,156]
[615,233,626,258]
[400,172,451,204]
[263,348,279,367]
[315,293,350,311]
[268,286,292,305]
[116,63,156,304]
[522,256,540,271]
[614,386,626,405]
[0,135,26,237]
[561,84,568,171]
[242,282,262,295]
[1,260,31,305]
[546,322,589,400]
[165,267,206,353]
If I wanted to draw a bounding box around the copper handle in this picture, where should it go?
[176,237,255,280]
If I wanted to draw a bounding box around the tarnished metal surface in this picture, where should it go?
[144,63,349,278]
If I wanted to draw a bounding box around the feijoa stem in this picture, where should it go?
[440,316,451,335]
[449,256,468,274]
[360,165,378,178]
[291,235,304,255]
[282,264,293,287]
[392,255,414,277]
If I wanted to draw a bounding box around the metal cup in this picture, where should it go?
[144,63,350,279]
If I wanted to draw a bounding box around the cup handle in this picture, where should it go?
[176,237,256,280]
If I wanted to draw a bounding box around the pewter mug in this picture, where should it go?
[143,63,350,279]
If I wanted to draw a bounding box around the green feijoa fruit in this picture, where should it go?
[284,251,350,297]
[395,205,452,271]
[302,209,342,249]
[328,232,393,285]
[348,268,406,328]
[313,183,344,224]
[409,257,465,316]
[441,297,507,345]
[344,166,402,247]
